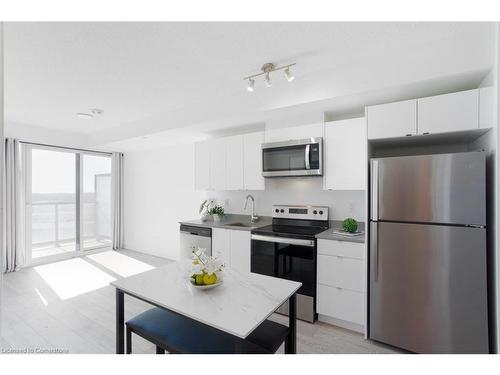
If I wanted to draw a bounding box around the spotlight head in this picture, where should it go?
[247,78,255,92]
[284,67,295,82]
[264,73,272,87]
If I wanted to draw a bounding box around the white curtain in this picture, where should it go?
[111,152,124,250]
[2,138,24,272]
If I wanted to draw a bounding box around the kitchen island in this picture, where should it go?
[111,261,301,354]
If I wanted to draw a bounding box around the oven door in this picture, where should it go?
[250,234,316,296]
[262,138,322,177]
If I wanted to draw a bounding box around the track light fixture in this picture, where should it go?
[243,62,295,91]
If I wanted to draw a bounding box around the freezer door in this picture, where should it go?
[371,152,485,225]
[369,222,489,353]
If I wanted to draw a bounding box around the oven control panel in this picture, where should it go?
[272,205,329,221]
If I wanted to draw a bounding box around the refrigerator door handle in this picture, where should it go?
[371,222,379,282]
[371,159,379,220]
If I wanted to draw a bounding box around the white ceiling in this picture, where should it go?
[3,22,496,151]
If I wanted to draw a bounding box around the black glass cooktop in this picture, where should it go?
[252,221,329,240]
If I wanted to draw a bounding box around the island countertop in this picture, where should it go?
[111,261,301,339]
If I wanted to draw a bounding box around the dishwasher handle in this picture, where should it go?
[180,224,212,238]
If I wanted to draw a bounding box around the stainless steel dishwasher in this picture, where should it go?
[179,224,212,259]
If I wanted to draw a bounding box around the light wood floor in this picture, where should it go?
[0,249,399,354]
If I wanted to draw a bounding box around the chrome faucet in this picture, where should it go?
[244,194,259,223]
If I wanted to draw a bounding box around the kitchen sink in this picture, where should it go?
[226,222,254,228]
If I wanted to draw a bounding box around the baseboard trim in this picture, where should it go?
[318,314,364,334]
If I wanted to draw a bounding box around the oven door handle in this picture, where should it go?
[251,234,315,247]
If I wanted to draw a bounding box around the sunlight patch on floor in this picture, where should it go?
[34,258,116,299]
[86,251,155,277]
[34,287,49,306]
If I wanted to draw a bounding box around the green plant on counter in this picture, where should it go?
[342,218,358,233]
[209,205,225,218]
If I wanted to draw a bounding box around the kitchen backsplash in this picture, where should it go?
[207,177,366,221]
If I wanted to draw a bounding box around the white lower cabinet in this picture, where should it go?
[229,230,251,274]
[212,228,231,265]
[317,239,366,331]
[317,285,364,326]
[317,255,364,291]
[212,228,251,273]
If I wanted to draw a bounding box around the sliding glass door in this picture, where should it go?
[28,147,78,260]
[25,144,112,263]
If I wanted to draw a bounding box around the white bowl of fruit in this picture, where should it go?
[189,247,224,290]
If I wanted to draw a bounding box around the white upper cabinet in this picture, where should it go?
[265,123,323,142]
[367,89,485,140]
[194,141,211,190]
[324,118,366,190]
[479,87,495,129]
[210,138,227,190]
[417,89,479,134]
[194,132,265,191]
[226,135,244,190]
[366,99,417,139]
[243,131,265,190]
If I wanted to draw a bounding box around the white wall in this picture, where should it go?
[210,178,365,222]
[123,143,205,260]
[0,22,4,335]
[4,121,91,149]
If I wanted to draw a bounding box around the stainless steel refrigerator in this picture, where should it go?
[369,152,489,354]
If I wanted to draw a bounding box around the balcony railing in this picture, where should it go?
[31,200,111,250]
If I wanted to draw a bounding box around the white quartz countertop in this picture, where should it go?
[316,220,366,243]
[111,261,301,339]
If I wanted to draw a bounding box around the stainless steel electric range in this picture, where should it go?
[250,205,329,323]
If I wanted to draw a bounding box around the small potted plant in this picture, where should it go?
[209,205,225,222]
[342,218,359,233]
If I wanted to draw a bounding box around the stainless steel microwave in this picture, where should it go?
[262,137,323,177]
